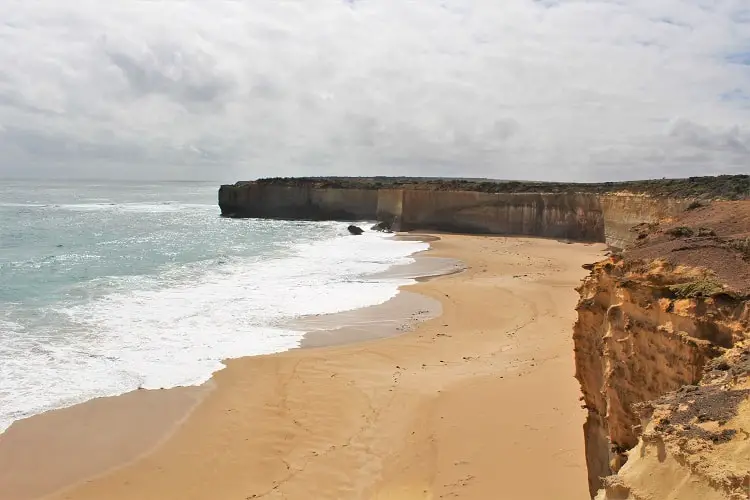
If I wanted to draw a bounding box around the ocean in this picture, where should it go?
[0,180,428,433]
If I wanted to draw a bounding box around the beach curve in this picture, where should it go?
[1,233,605,500]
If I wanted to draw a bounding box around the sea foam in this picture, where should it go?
[0,221,427,433]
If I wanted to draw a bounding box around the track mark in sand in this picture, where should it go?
[439,474,476,498]
[390,367,403,391]
[444,474,475,488]
[277,359,316,436]
[248,358,408,498]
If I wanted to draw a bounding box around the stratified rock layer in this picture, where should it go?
[595,343,750,500]
[575,201,750,499]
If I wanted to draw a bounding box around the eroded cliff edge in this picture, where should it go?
[574,201,750,499]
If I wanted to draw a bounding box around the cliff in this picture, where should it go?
[218,175,749,248]
[575,201,750,499]
[216,175,750,497]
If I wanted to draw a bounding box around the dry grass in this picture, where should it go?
[668,279,726,299]
[726,238,750,259]
[666,226,695,237]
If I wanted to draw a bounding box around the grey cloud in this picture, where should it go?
[0,0,748,181]
[669,119,749,154]
[104,44,232,105]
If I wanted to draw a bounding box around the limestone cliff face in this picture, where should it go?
[219,182,695,246]
[575,256,750,498]
[398,190,605,241]
[218,184,378,221]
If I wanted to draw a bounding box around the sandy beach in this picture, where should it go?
[0,234,604,500]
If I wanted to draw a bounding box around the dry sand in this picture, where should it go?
[0,234,605,500]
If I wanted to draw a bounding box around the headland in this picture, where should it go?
[219,174,749,248]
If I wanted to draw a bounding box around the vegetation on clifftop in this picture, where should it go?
[229,174,750,200]
[667,279,727,299]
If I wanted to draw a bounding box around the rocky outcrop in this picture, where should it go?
[370,221,393,233]
[575,201,750,499]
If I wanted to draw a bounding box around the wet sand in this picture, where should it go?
[0,243,461,500]
[299,255,464,348]
[0,386,209,500]
[0,234,604,500]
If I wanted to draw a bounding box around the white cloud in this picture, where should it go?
[0,0,748,181]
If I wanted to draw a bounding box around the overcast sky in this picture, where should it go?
[0,0,748,182]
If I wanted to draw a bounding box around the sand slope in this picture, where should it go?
[31,235,603,500]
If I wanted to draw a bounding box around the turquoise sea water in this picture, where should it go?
[0,180,427,432]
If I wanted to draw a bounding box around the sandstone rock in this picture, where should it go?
[575,224,750,498]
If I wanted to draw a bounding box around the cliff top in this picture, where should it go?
[228,174,750,200]
[626,200,750,295]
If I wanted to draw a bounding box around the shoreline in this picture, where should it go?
[0,233,605,500]
[298,251,465,348]
[0,235,461,500]
[0,225,434,436]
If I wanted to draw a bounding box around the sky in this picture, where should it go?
[0,0,748,182]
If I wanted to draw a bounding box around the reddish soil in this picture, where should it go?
[627,201,750,294]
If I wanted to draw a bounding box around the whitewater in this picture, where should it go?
[0,180,428,432]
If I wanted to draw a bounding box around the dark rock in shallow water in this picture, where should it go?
[371,221,393,233]
[347,225,364,235]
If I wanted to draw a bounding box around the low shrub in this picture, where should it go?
[726,238,750,259]
[668,279,725,299]
[666,226,694,237]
